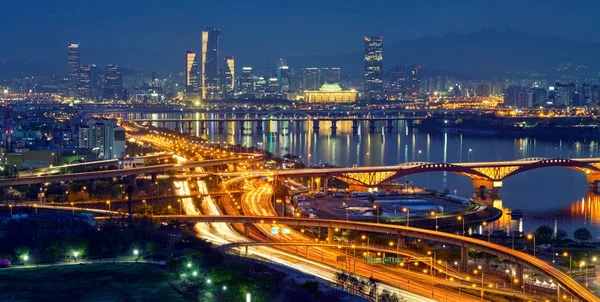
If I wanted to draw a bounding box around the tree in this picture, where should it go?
[556,229,568,241]
[335,271,349,290]
[574,228,592,243]
[367,195,376,204]
[379,289,402,302]
[535,225,553,241]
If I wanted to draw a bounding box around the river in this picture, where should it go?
[129,113,600,239]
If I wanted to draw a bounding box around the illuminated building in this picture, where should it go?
[255,77,266,97]
[304,83,357,103]
[301,68,320,91]
[67,43,81,98]
[222,56,235,98]
[201,27,221,100]
[104,64,124,100]
[364,36,383,98]
[239,67,254,95]
[185,49,199,92]
[390,65,420,97]
[278,65,290,92]
[76,65,91,100]
[320,67,341,86]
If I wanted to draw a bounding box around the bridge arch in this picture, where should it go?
[500,158,600,181]
[261,110,313,120]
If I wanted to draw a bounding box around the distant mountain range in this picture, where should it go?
[2,28,600,79]
[288,28,600,78]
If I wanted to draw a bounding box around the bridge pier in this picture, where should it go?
[151,173,157,184]
[238,121,246,132]
[472,179,500,199]
[312,120,320,131]
[160,121,166,128]
[199,121,206,133]
[88,179,96,197]
[330,120,337,136]
[217,121,224,134]
[369,120,377,133]
[295,120,302,131]
[352,120,359,135]
[323,177,329,195]
[186,121,193,135]
[386,120,393,133]
[174,121,180,132]
[586,174,600,193]
[256,120,263,133]
[243,223,250,237]
[327,227,334,243]
[460,246,468,272]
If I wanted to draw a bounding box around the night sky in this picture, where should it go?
[2,0,600,72]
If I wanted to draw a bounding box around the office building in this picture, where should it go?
[554,82,576,107]
[255,77,267,97]
[185,49,199,92]
[390,65,420,97]
[201,27,221,99]
[364,36,383,96]
[78,118,124,159]
[239,67,254,95]
[320,68,341,86]
[475,84,490,97]
[104,64,124,100]
[223,56,235,98]
[301,68,321,91]
[278,65,291,92]
[67,43,81,98]
[76,65,91,99]
[304,83,357,103]
[90,64,101,99]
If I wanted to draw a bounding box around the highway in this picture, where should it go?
[150,214,599,302]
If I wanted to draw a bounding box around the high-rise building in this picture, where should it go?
[201,27,221,100]
[301,68,321,91]
[239,67,254,95]
[223,56,235,98]
[78,118,124,159]
[255,77,267,97]
[185,49,199,92]
[407,65,421,96]
[554,82,576,107]
[104,64,124,100]
[90,64,101,99]
[475,84,490,97]
[67,43,81,98]
[390,65,420,97]
[76,65,91,100]
[320,68,341,85]
[278,65,290,92]
[363,36,383,96]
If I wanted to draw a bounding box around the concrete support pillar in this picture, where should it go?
[516,263,524,289]
[472,179,499,199]
[323,177,329,195]
[327,227,335,243]
[186,121,193,135]
[330,120,337,135]
[151,173,157,184]
[238,121,246,132]
[243,223,250,237]
[217,121,224,134]
[256,120,263,133]
[586,174,600,193]
[174,121,180,132]
[312,119,320,131]
[88,179,96,196]
[369,120,377,133]
[161,121,166,128]
[199,121,206,132]
[352,120,359,135]
[460,246,469,272]
[386,120,394,133]
[310,177,314,192]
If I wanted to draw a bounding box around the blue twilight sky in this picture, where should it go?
[1,0,600,72]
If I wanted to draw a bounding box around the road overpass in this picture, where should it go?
[0,156,261,187]
[219,157,600,195]
[150,214,598,302]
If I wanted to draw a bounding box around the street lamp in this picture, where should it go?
[418,150,422,161]
[373,205,379,223]
[527,234,536,257]
[563,252,573,275]
[361,235,369,247]
[457,216,465,235]
[177,199,182,215]
[402,208,410,227]
[342,202,349,221]
[70,202,75,215]
[468,149,473,162]
[475,265,484,300]
[9,204,12,216]
[482,221,490,242]
[142,199,147,215]
[580,261,588,287]
[106,200,111,212]
[72,251,80,262]
[430,211,438,231]
[22,254,29,266]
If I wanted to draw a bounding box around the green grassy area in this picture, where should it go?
[0,263,183,302]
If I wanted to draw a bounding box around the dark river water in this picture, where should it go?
[129,113,600,238]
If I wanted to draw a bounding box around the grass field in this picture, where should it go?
[0,263,184,302]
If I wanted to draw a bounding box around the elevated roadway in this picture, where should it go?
[149,214,599,302]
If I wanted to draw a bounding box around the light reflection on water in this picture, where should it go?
[129,113,600,236]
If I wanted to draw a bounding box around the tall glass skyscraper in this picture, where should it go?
[201,27,221,100]
[67,43,81,98]
[363,36,383,96]
[104,64,124,100]
[185,49,199,92]
[240,67,254,96]
[222,56,235,98]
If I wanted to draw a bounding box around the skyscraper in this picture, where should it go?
[185,49,199,92]
[78,118,124,159]
[76,65,91,100]
[278,65,290,92]
[364,36,383,97]
[201,27,221,100]
[320,68,341,86]
[239,67,254,96]
[301,68,321,91]
[223,56,235,98]
[67,43,81,98]
[104,64,124,100]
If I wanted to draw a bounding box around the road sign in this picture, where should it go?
[336,256,346,262]
[281,228,290,234]
[271,227,279,234]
